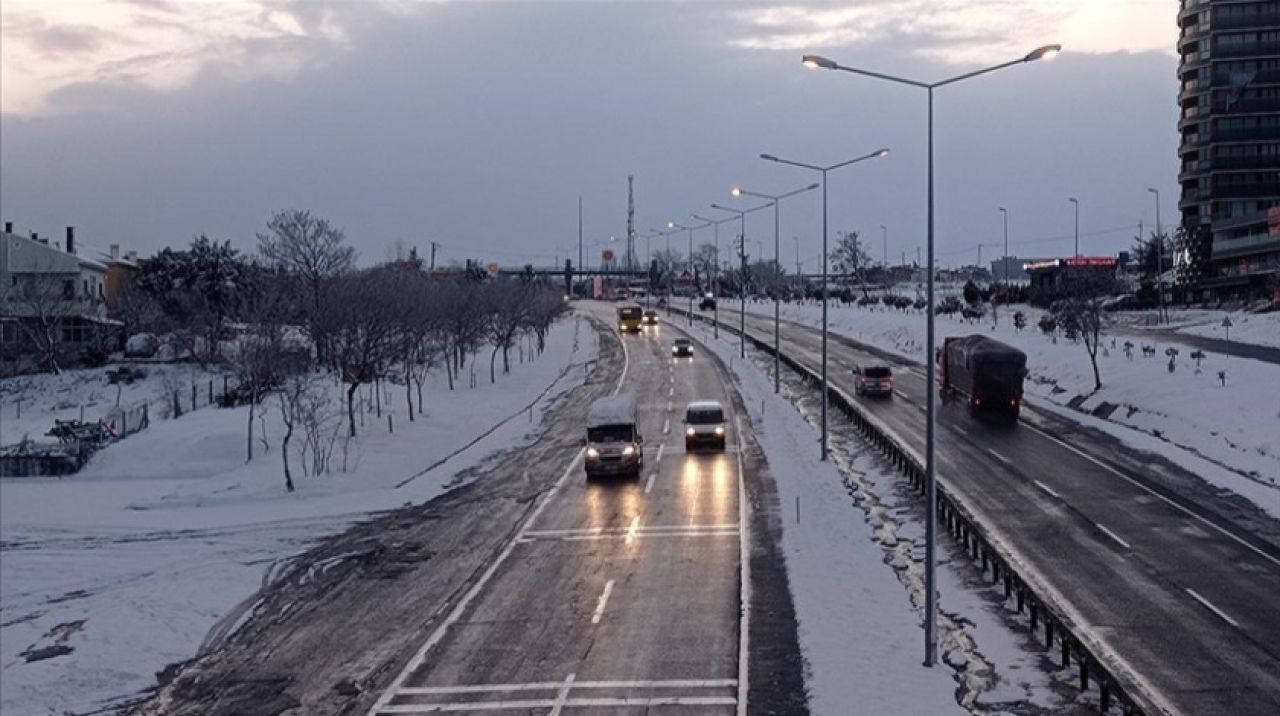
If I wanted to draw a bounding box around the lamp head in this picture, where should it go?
[760,153,777,161]
[731,187,743,197]
[1025,44,1061,62]
[875,148,890,157]
[802,54,837,70]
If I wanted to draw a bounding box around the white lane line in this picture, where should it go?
[669,386,674,396]
[1033,480,1060,498]
[525,524,740,538]
[666,400,673,412]
[548,673,575,716]
[656,444,666,462]
[376,696,738,713]
[524,531,739,543]
[1185,588,1241,628]
[952,425,969,437]
[987,448,1012,465]
[590,583,614,625]
[613,329,629,396]
[662,418,670,435]
[624,515,641,544]
[1023,422,1280,569]
[644,473,657,494]
[1095,523,1132,550]
[398,680,738,694]
[735,413,750,716]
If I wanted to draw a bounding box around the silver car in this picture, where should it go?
[684,400,726,451]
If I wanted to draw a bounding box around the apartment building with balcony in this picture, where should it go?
[1178,0,1280,299]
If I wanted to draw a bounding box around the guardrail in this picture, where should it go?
[672,305,1158,716]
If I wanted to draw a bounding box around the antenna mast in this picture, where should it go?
[626,175,636,272]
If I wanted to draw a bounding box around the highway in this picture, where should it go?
[369,304,759,714]
[701,306,1280,715]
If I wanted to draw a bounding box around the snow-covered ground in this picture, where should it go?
[740,300,1280,515]
[0,317,597,716]
[1163,308,1280,349]
[681,319,1067,713]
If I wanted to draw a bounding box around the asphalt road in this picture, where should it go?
[370,305,759,715]
[705,305,1280,716]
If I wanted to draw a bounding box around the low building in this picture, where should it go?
[989,256,1031,283]
[1024,256,1123,300]
[1,223,120,365]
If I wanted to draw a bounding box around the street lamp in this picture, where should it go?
[1068,197,1079,257]
[668,220,710,326]
[1148,188,1166,324]
[693,213,735,339]
[998,207,1009,284]
[731,182,819,393]
[710,202,770,358]
[880,225,888,267]
[759,147,889,460]
[802,42,1061,669]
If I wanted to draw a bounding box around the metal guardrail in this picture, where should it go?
[673,305,1158,716]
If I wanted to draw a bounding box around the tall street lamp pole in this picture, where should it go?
[998,207,1009,284]
[801,42,1061,668]
[880,225,888,267]
[732,182,820,393]
[1148,188,1166,324]
[693,214,733,339]
[1069,197,1079,257]
[668,220,710,326]
[760,148,890,460]
[711,202,769,358]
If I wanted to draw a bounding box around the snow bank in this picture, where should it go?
[0,317,597,716]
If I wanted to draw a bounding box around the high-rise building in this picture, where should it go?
[1178,0,1280,299]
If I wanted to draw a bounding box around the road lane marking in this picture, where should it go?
[549,673,576,716]
[656,444,666,462]
[1185,588,1240,628]
[644,473,657,494]
[662,418,670,434]
[590,583,614,625]
[952,425,969,437]
[666,400,673,412]
[669,386,674,396]
[735,413,750,716]
[1033,480,1060,498]
[1023,423,1280,569]
[624,516,641,544]
[1095,523,1132,550]
[987,448,1012,465]
[376,696,737,713]
[397,680,738,694]
[524,524,739,538]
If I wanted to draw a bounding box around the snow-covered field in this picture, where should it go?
[682,319,1066,713]
[1164,308,1280,349]
[0,317,597,716]
[741,300,1280,513]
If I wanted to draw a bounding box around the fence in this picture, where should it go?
[674,305,1154,716]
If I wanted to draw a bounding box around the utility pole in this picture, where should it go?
[881,225,888,266]
[738,233,747,358]
[794,235,801,277]
[429,241,439,270]
[578,195,583,280]
[626,176,636,272]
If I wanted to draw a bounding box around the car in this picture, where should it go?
[684,400,726,451]
[854,364,894,397]
[643,310,658,325]
[584,395,644,480]
[672,339,693,357]
[699,297,717,310]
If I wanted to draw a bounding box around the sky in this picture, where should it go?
[0,0,1181,272]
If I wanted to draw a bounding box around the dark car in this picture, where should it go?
[854,364,894,397]
[643,310,658,325]
[699,296,717,310]
[672,339,693,358]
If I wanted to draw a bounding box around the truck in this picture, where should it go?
[938,335,1027,419]
[617,305,643,333]
[585,394,644,479]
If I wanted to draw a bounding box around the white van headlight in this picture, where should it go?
[586,447,600,460]
[686,427,696,437]
[714,426,725,436]
[622,445,636,456]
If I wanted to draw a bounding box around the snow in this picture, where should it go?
[0,317,597,716]
[1165,309,1280,349]
[680,321,962,714]
[739,300,1280,516]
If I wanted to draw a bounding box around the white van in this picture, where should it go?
[585,395,644,479]
[683,400,726,451]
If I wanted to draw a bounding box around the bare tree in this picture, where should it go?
[318,269,400,437]
[257,209,356,359]
[2,269,77,374]
[1055,274,1119,392]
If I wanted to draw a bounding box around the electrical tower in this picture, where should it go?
[626,175,636,272]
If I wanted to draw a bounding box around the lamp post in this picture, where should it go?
[668,220,710,326]
[731,182,819,393]
[998,207,1009,284]
[693,214,734,339]
[1148,188,1166,324]
[801,42,1061,668]
[759,148,889,460]
[710,202,770,358]
[1068,197,1079,257]
[880,225,888,267]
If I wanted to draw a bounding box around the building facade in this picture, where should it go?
[1178,0,1280,299]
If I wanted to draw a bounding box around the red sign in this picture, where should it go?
[602,249,615,262]
[486,261,499,275]
[1064,256,1117,267]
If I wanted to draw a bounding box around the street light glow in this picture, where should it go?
[1025,44,1062,62]
[666,221,676,229]
[731,187,742,197]
[876,148,890,157]
[802,54,837,70]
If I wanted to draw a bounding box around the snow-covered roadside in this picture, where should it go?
[679,321,967,713]
[0,317,598,716]
[1165,308,1280,349]
[740,301,1280,513]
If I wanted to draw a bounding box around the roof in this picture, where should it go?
[587,394,637,427]
[948,334,1026,363]
[685,400,723,412]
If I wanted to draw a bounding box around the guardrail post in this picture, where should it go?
[1016,585,1025,614]
[1061,636,1071,668]
[1045,619,1055,650]
[1003,573,1013,599]
[1030,602,1039,630]
[1100,679,1111,713]
[1080,657,1090,691]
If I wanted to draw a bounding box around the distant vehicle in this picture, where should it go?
[585,395,644,479]
[617,305,643,333]
[699,296,717,310]
[938,335,1027,419]
[684,400,727,451]
[608,286,629,301]
[643,310,658,325]
[672,338,694,357]
[854,364,894,398]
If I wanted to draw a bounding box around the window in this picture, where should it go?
[62,279,74,298]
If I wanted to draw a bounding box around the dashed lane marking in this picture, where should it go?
[987,448,1012,465]
[624,516,641,544]
[591,582,614,625]
[656,444,666,462]
[549,673,575,716]
[644,473,657,494]
[378,679,739,714]
[662,418,670,434]
[1186,588,1240,628]
[1096,523,1132,550]
[1033,479,1060,499]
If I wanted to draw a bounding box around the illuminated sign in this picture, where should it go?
[1024,257,1117,271]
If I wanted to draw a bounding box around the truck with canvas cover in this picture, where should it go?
[938,334,1027,418]
[617,305,643,333]
[585,394,643,479]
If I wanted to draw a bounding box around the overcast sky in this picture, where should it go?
[1,0,1180,271]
